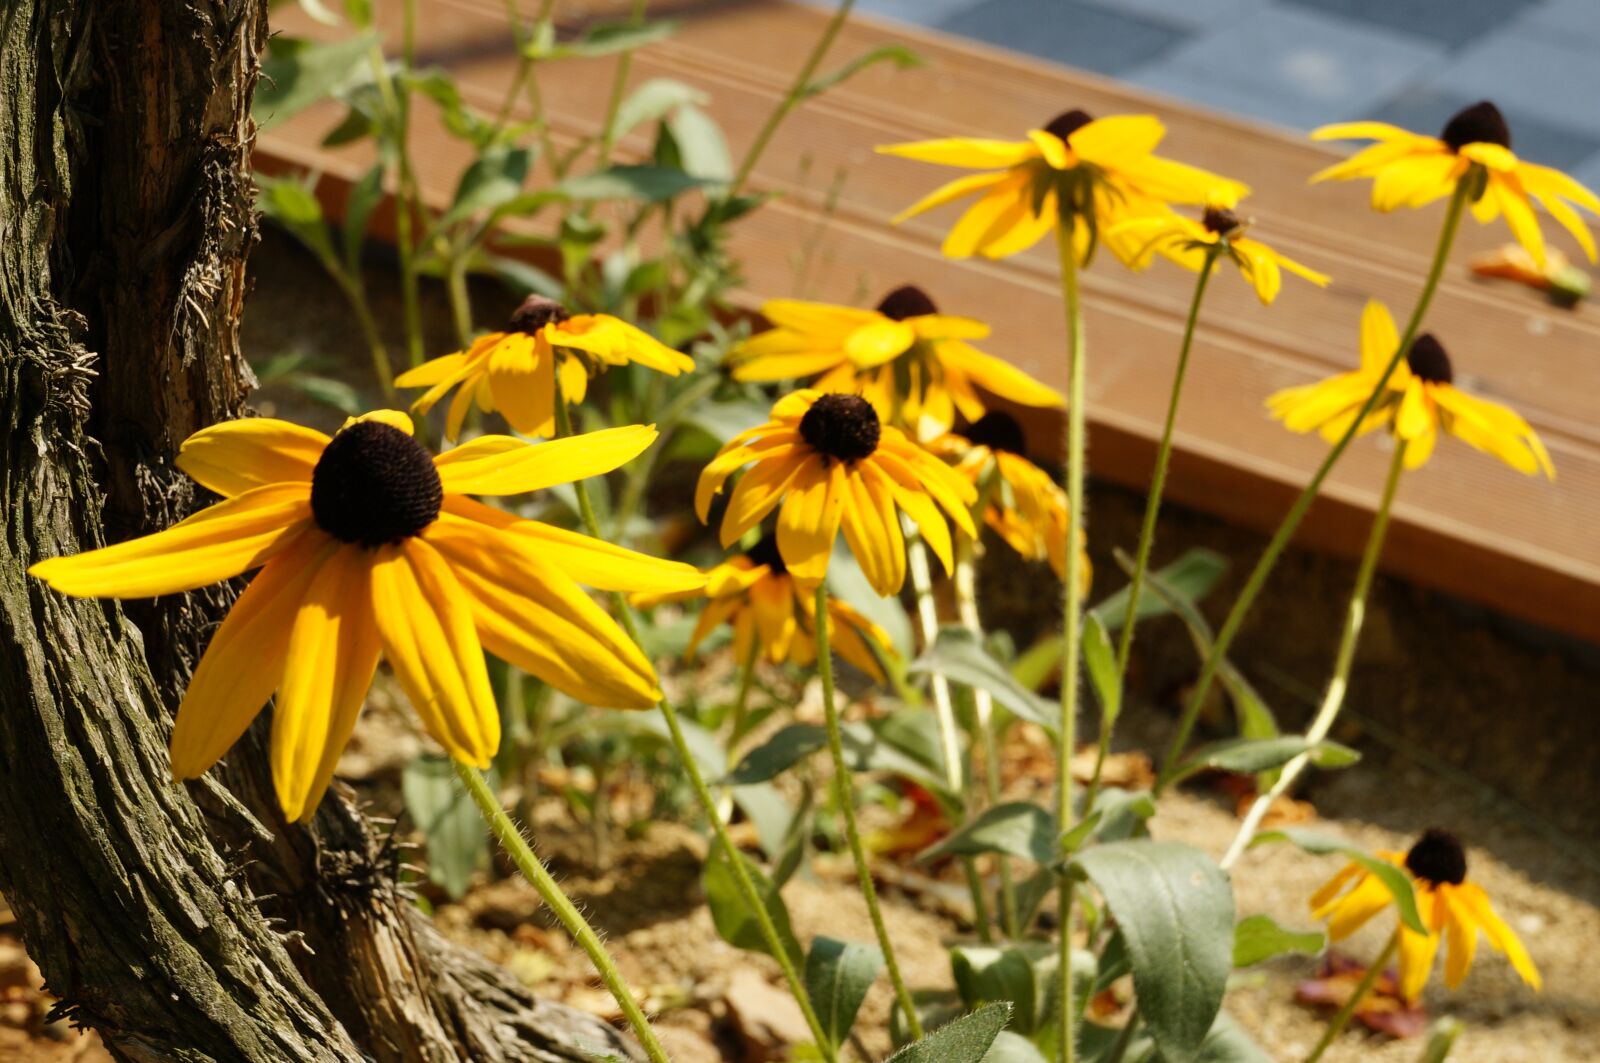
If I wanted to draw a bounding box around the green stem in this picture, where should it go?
[1104,1010,1142,1063]
[1220,438,1407,870]
[445,251,474,348]
[597,0,648,166]
[453,762,669,1063]
[1053,216,1088,1063]
[552,379,837,1060]
[1155,179,1470,790]
[716,637,759,825]
[331,266,394,396]
[813,582,923,1041]
[728,0,856,196]
[1305,929,1399,1063]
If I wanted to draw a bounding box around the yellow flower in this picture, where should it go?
[695,390,977,595]
[935,413,1090,594]
[634,535,897,683]
[396,295,696,440]
[729,285,1063,433]
[1311,829,1541,1002]
[1311,101,1600,267]
[1267,300,1554,476]
[29,411,705,820]
[1108,198,1330,304]
[877,110,1248,262]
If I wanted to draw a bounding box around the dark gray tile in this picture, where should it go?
[1280,0,1542,49]
[1370,88,1600,170]
[937,0,1184,76]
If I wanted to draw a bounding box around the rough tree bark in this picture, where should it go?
[0,3,639,1061]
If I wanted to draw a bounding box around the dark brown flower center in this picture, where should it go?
[1439,101,1511,152]
[1407,333,1454,384]
[965,410,1027,455]
[799,393,881,463]
[1043,109,1094,142]
[507,293,571,334]
[745,532,787,576]
[1202,206,1243,236]
[875,284,939,321]
[1404,828,1467,887]
[310,421,442,547]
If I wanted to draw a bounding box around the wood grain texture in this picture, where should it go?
[260,0,1599,643]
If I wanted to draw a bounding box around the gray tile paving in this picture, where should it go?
[1124,6,1447,127]
[1423,28,1600,138]
[1076,0,1270,31]
[1514,0,1600,44]
[936,0,1184,76]
[854,0,984,27]
[1370,88,1600,170]
[1280,0,1542,49]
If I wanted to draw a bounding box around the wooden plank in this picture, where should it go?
[257,0,1600,643]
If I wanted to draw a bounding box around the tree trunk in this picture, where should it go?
[0,3,639,1060]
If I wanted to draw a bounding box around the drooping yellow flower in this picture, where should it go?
[396,295,696,440]
[1108,197,1330,304]
[29,411,705,820]
[877,110,1249,262]
[729,285,1062,433]
[932,412,1090,594]
[634,535,896,682]
[695,391,977,595]
[1311,100,1600,267]
[1267,300,1554,476]
[1311,829,1541,1002]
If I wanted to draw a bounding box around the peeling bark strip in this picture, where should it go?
[0,2,638,1060]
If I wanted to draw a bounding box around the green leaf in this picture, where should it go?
[1091,548,1228,633]
[1415,1018,1463,1063]
[731,781,794,863]
[983,1031,1050,1063]
[400,755,488,900]
[1072,841,1234,1063]
[559,164,708,203]
[341,162,386,269]
[442,146,532,226]
[1231,914,1326,968]
[724,724,825,785]
[704,838,803,967]
[546,18,677,59]
[910,627,1055,732]
[800,44,922,100]
[667,103,732,182]
[1081,612,1120,725]
[1084,787,1156,844]
[257,175,336,263]
[919,802,1055,865]
[1170,737,1358,785]
[610,77,705,141]
[950,943,1054,1035]
[1251,829,1426,934]
[805,937,883,1048]
[256,34,378,128]
[885,1002,1013,1063]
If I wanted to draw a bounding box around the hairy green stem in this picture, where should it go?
[814,582,923,1041]
[1220,438,1407,870]
[1053,217,1088,1063]
[1155,179,1470,789]
[729,0,856,196]
[454,763,669,1063]
[552,384,837,1059]
[1305,929,1399,1063]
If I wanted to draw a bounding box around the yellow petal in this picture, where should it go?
[777,460,846,586]
[1517,160,1600,215]
[344,409,414,435]
[1459,142,1517,172]
[1068,114,1164,163]
[1309,862,1365,913]
[1433,387,1554,478]
[424,514,660,709]
[720,449,810,547]
[1026,129,1072,169]
[486,333,554,436]
[1397,917,1442,1002]
[1311,121,1431,143]
[1453,882,1541,991]
[890,170,1011,224]
[442,495,706,595]
[695,429,797,521]
[369,539,500,766]
[941,172,1035,259]
[1360,299,1400,375]
[875,137,1038,169]
[396,351,471,389]
[1370,153,1459,212]
[1439,885,1479,990]
[840,464,905,596]
[271,545,381,822]
[844,319,916,368]
[1493,174,1548,267]
[434,424,657,496]
[547,315,695,374]
[1535,189,1597,262]
[30,483,314,598]
[168,532,333,780]
[910,314,991,341]
[1395,379,1435,441]
[1322,873,1395,940]
[177,418,328,497]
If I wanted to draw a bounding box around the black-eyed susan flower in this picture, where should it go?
[634,534,896,682]
[1108,197,1330,305]
[935,412,1090,594]
[695,390,977,595]
[29,411,705,821]
[396,295,696,440]
[1267,299,1554,476]
[877,110,1248,262]
[729,285,1063,433]
[1311,829,1541,1002]
[1311,101,1600,267]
